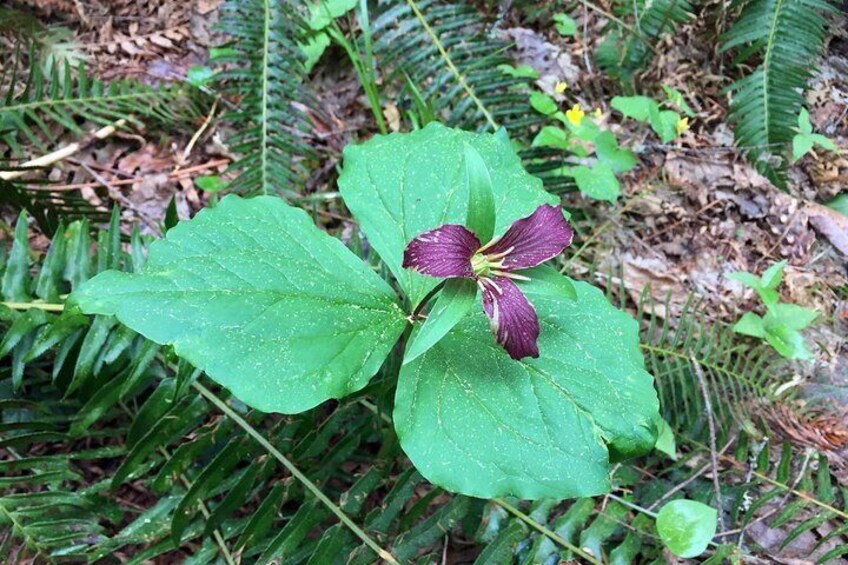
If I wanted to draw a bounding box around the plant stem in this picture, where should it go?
[410,280,446,320]
[2,301,65,312]
[493,498,602,564]
[192,380,399,564]
[403,0,497,130]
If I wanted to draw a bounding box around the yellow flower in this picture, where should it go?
[555,81,568,94]
[676,116,690,135]
[566,104,585,126]
[593,107,603,118]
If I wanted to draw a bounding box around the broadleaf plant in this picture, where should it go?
[728,260,818,359]
[71,122,660,500]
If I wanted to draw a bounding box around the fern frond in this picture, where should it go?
[215,0,316,197]
[372,0,531,132]
[596,0,694,85]
[0,215,459,563]
[0,51,202,157]
[721,0,835,185]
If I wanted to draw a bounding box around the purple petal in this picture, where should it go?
[402,224,480,278]
[485,204,573,271]
[481,276,540,360]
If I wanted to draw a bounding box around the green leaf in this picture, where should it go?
[654,418,677,460]
[464,143,496,242]
[338,123,558,308]
[661,84,695,117]
[569,162,620,202]
[725,271,762,290]
[394,280,659,499]
[299,32,331,72]
[194,175,228,194]
[811,133,839,152]
[553,13,577,35]
[532,126,570,149]
[611,96,657,122]
[792,109,839,162]
[2,211,31,301]
[826,193,848,216]
[656,500,717,558]
[792,133,814,162]
[766,303,817,331]
[307,0,358,30]
[496,64,538,79]
[798,108,813,135]
[760,260,786,289]
[164,196,179,231]
[516,265,576,300]
[733,312,765,338]
[403,279,477,365]
[594,131,637,173]
[70,195,407,413]
[649,108,681,143]
[186,66,215,87]
[530,92,558,116]
[763,323,812,360]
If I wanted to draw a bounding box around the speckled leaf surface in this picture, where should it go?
[394,280,659,499]
[70,195,407,414]
[338,122,557,308]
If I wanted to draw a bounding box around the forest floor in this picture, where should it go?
[3,0,848,562]
[15,0,846,412]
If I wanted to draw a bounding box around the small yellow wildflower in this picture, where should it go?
[555,81,568,94]
[676,116,690,135]
[565,104,585,126]
[593,107,603,118]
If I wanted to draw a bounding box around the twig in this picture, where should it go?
[684,437,848,521]
[174,97,219,174]
[36,159,231,192]
[79,162,163,237]
[691,354,725,532]
[575,0,660,56]
[735,448,814,549]
[645,437,735,512]
[0,120,126,181]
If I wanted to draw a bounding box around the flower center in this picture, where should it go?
[470,246,514,277]
[470,253,493,277]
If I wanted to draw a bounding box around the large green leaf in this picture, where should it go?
[338,122,557,308]
[70,195,407,413]
[394,280,659,499]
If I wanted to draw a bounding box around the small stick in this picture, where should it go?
[174,97,219,174]
[29,159,231,191]
[646,437,735,512]
[0,120,126,181]
[691,354,726,531]
[79,162,163,236]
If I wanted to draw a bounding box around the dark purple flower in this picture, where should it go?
[402,204,574,360]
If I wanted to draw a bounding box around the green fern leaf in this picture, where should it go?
[721,0,835,185]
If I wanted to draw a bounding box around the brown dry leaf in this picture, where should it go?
[196,0,224,15]
[148,34,174,49]
[806,202,848,255]
[384,103,401,132]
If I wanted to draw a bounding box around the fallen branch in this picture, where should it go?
[0,120,126,181]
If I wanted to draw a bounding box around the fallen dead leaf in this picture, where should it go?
[806,202,848,255]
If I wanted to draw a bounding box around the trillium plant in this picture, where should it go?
[71,123,661,500]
